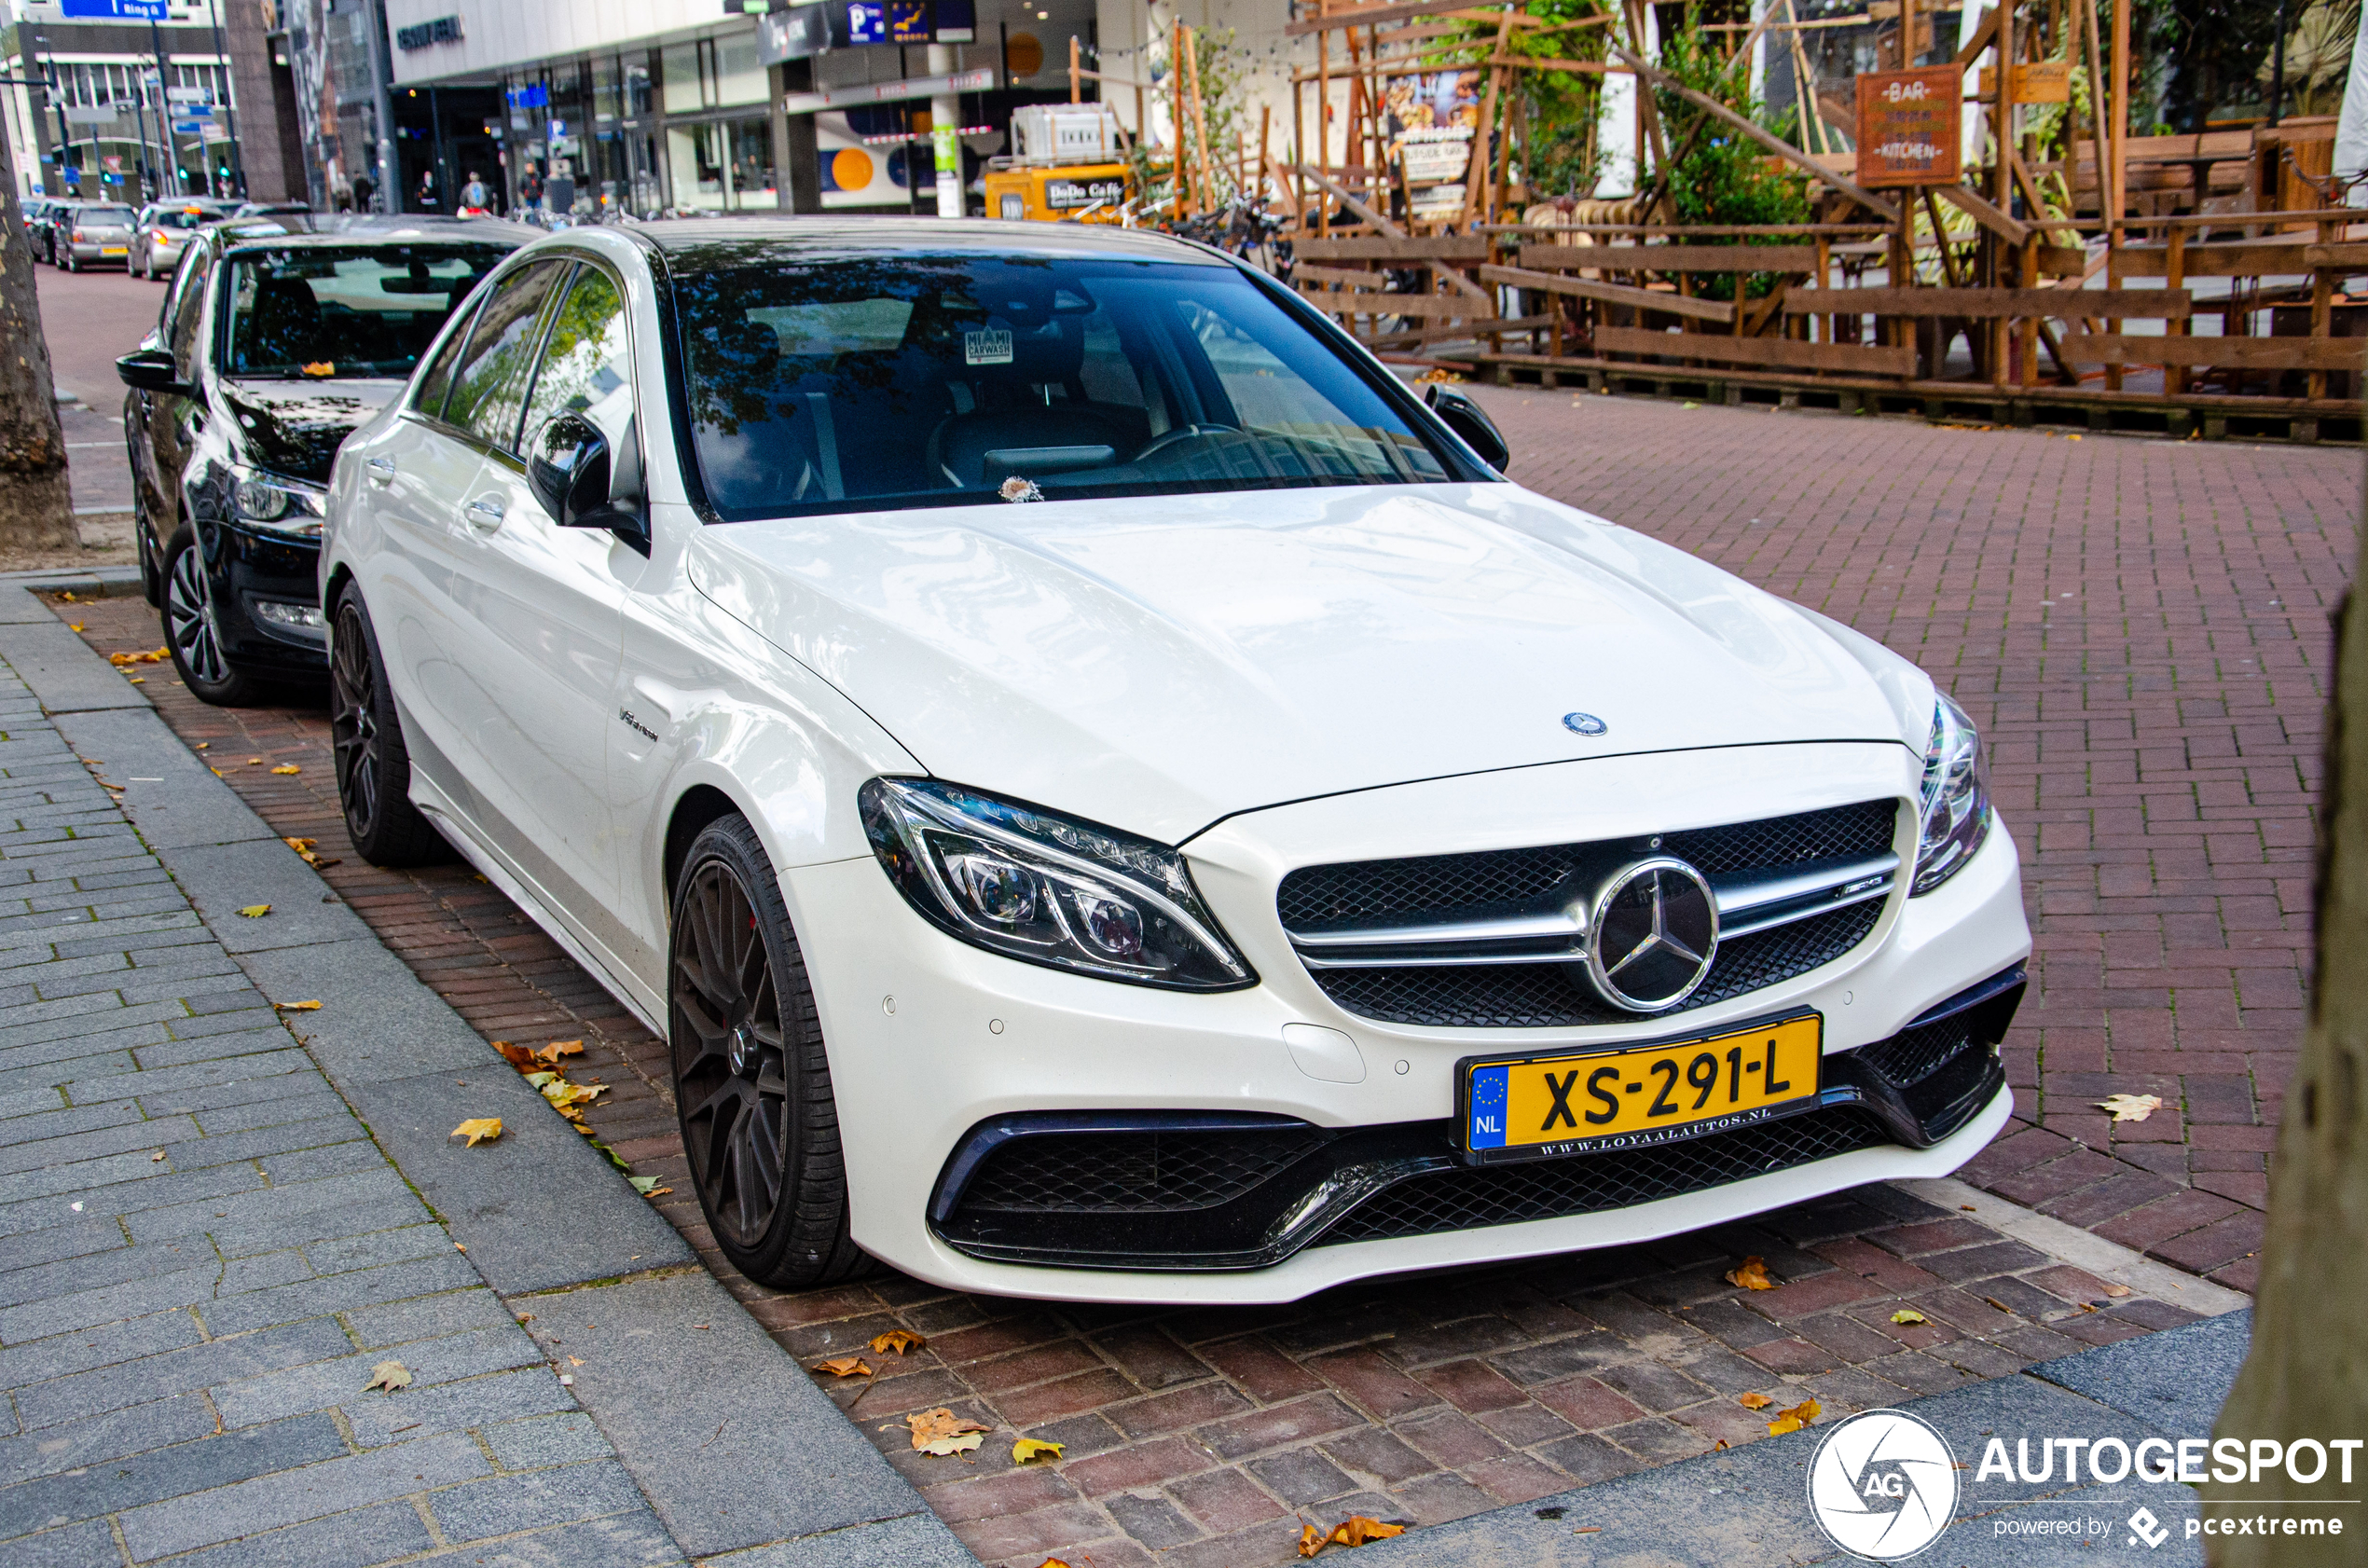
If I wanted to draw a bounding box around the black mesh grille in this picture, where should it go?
[960,1126,1334,1213]
[1278,800,1898,932]
[1857,1014,1977,1089]
[1319,1107,1893,1245]
[1312,900,1885,1028]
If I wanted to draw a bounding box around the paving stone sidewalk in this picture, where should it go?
[0,658,686,1565]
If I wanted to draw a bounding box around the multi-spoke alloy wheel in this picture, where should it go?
[160,531,255,706]
[669,814,870,1286]
[326,590,447,866]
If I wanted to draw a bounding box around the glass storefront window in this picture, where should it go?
[668,122,725,210]
[731,118,775,205]
[661,42,703,114]
[627,58,654,117]
[665,117,775,212]
[715,29,766,106]
[593,55,622,126]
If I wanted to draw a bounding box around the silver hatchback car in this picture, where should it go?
[58,201,138,270]
[135,199,239,280]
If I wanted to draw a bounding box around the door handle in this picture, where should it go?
[464,496,505,532]
[365,457,395,486]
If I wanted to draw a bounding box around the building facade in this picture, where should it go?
[4,0,247,203]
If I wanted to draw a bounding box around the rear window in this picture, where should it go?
[221,244,509,378]
[672,254,1452,520]
[82,207,134,225]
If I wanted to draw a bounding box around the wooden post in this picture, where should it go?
[2165,223,2188,395]
[1069,35,1081,104]
[2110,0,2129,243]
[1813,232,1832,342]
[2310,213,2335,400]
[2019,234,2038,387]
[1462,7,1516,228]
[1183,26,1216,207]
[1173,21,1191,221]
[1258,104,1272,213]
[1315,6,1329,236]
[1990,0,2015,387]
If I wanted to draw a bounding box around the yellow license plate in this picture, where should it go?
[1462,1012,1822,1163]
[100,246,127,255]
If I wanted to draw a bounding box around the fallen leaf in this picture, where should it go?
[1036,1561,1071,1568]
[106,648,167,667]
[68,623,83,631]
[237,904,271,918]
[534,1039,585,1064]
[301,361,337,377]
[1012,1437,1064,1465]
[1739,1392,1774,1410]
[247,757,262,764]
[2103,1282,2132,1298]
[626,1176,674,1198]
[128,677,145,684]
[274,999,323,1011]
[60,591,75,601]
[493,1040,538,1069]
[1575,1523,1604,1533]
[1891,1309,1929,1325]
[195,742,208,750]
[1300,1525,1326,1559]
[363,1359,412,1394]
[1726,1256,1775,1290]
[284,836,317,852]
[1767,1396,1821,1437]
[1984,1297,2013,1314]
[2098,1093,2165,1123]
[1305,1517,1405,1553]
[871,1329,926,1356]
[896,1408,990,1455]
[270,764,300,776]
[149,1149,166,1162]
[449,1117,503,1147]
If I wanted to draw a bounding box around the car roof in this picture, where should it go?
[639,217,1225,269]
[215,229,528,259]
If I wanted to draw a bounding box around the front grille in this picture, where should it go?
[1278,800,1898,932]
[1313,899,1884,1028]
[1857,1013,1978,1089]
[1318,1106,1893,1245]
[960,1125,1335,1213]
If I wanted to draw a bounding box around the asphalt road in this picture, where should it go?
[34,257,160,517]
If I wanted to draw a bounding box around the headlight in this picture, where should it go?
[860,778,1255,991]
[1912,693,1991,895]
[229,467,326,538]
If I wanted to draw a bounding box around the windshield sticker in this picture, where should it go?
[998,476,1042,503]
[965,328,1013,366]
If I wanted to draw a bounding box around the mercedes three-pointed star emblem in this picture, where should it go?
[1584,858,1721,1011]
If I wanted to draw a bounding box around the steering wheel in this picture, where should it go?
[1133,422,1240,462]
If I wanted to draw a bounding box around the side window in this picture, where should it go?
[169,259,209,380]
[442,260,566,453]
[518,266,633,458]
[413,298,482,421]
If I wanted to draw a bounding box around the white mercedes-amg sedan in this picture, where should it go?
[318,220,2029,1304]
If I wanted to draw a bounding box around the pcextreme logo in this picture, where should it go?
[1807,1409,1961,1561]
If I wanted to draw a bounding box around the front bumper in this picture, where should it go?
[201,520,329,678]
[782,741,2031,1304]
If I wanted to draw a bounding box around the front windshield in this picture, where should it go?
[674,254,1452,519]
[222,244,507,378]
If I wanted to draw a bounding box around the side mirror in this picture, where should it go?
[1424,382,1509,473]
[529,413,648,552]
[116,348,190,396]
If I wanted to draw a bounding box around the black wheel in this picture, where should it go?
[62,248,76,273]
[669,815,872,1288]
[328,588,448,867]
[131,466,162,607]
[161,529,261,706]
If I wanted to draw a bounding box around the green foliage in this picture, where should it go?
[1425,0,1610,199]
[1650,15,1810,293]
[1128,26,1251,219]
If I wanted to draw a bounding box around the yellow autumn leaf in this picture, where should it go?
[1767,1396,1822,1437]
[237,904,271,918]
[301,361,337,377]
[68,623,84,630]
[283,837,316,853]
[1739,1392,1774,1410]
[270,764,300,776]
[2098,1093,2164,1123]
[812,1356,873,1378]
[871,1328,926,1356]
[449,1117,503,1147]
[1892,1309,1929,1325]
[1301,1516,1405,1555]
[534,1039,585,1065]
[1726,1256,1775,1290]
[1012,1437,1064,1465]
[363,1359,412,1394]
[274,999,323,1011]
[895,1408,990,1455]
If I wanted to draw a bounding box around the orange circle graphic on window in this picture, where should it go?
[831,147,874,191]
[1006,33,1043,76]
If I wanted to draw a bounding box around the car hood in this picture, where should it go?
[220,378,406,485]
[689,484,1932,844]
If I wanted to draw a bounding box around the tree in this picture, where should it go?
[2205,460,2368,1566]
[0,116,72,551]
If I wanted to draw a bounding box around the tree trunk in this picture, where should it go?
[0,117,72,552]
[2205,458,2368,1564]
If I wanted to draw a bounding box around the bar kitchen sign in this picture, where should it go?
[1853,65,1962,188]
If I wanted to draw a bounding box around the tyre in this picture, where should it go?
[134,505,161,607]
[670,815,873,1288]
[160,528,262,706]
[61,248,76,272]
[327,588,449,866]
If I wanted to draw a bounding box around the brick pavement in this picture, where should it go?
[40,390,2310,1566]
[1481,391,2354,1295]
[0,656,681,1565]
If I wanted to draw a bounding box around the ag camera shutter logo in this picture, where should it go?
[1806,1409,1960,1560]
